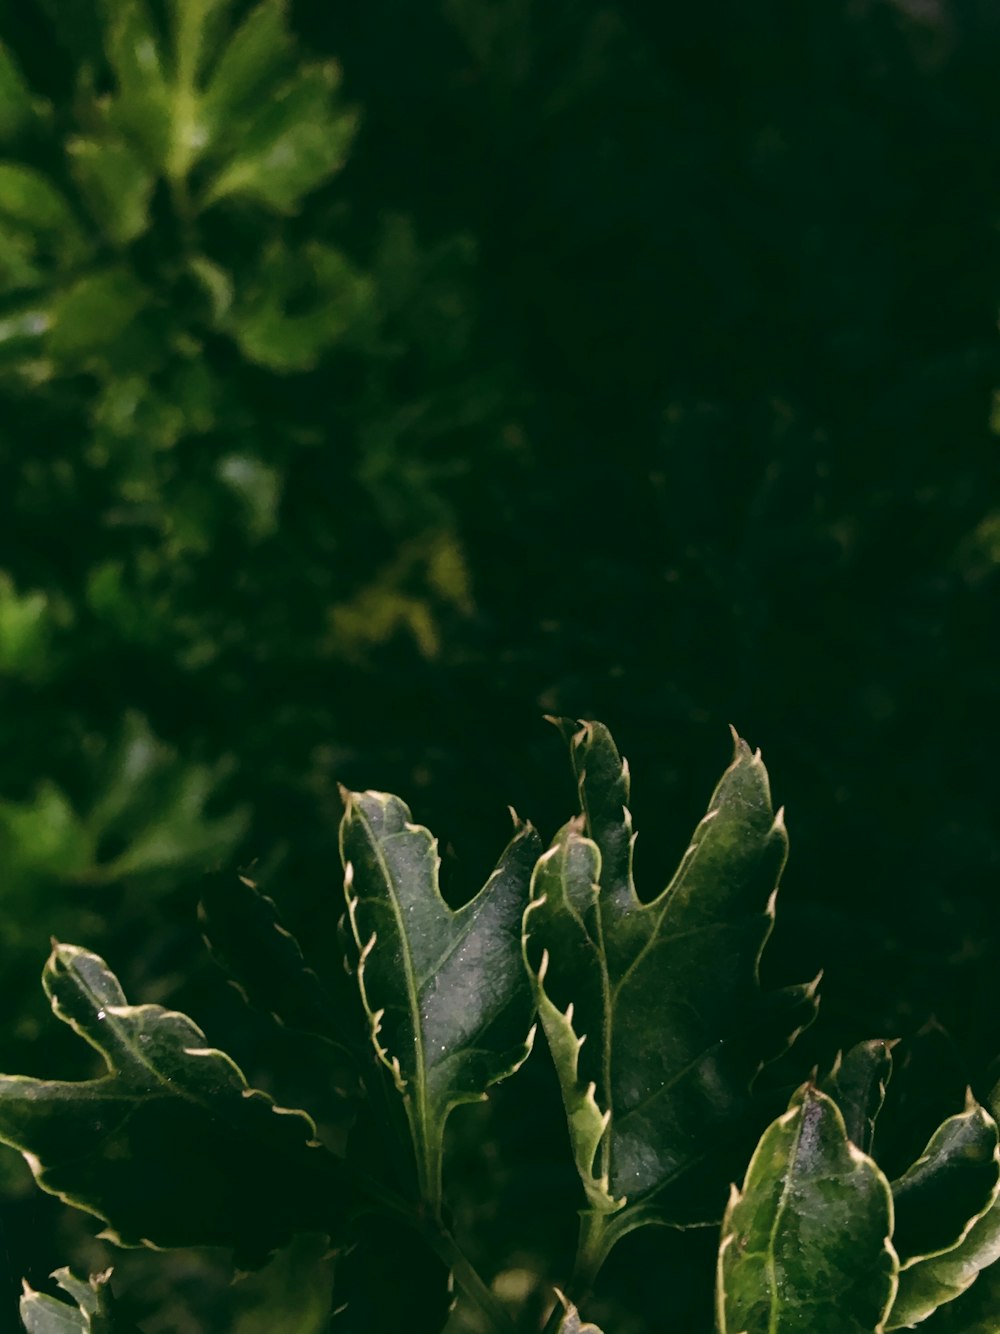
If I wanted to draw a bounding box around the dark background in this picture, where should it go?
[0,0,998,1329]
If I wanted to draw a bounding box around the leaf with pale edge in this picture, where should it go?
[0,945,358,1258]
[553,1288,604,1334]
[19,1267,118,1334]
[886,1093,1000,1329]
[522,721,817,1220]
[717,1084,898,1334]
[199,870,346,1044]
[821,1039,896,1154]
[339,789,541,1211]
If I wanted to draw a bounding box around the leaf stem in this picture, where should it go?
[418,1215,518,1334]
[343,1166,516,1333]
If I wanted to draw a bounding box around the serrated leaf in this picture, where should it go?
[717,1084,898,1334]
[199,870,347,1046]
[886,1097,1000,1329]
[821,1039,896,1154]
[20,1267,115,1334]
[553,1289,604,1334]
[522,721,817,1222]
[891,1094,999,1266]
[0,944,358,1256]
[339,789,541,1212]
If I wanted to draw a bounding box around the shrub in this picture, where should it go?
[3,721,999,1332]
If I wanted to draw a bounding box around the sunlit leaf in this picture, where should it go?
[717,1084,898,1334]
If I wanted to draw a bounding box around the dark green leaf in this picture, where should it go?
[886,1096,1000,1329]
[891,1093,999,1265]
[339,790,541,1212]
[821,1039,896,1154]
[0,945,359,1255]
[523,721,817,1222]
[717,1084,897,1334]
[198,870,349,1047]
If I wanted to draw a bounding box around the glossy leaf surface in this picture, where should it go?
[0,945,356,1255]
[717,1084,897,1334]
[339,789,541,1212]
[523,720,817,1218]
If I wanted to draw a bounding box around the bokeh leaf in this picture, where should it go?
[0,945,357,1254]
[717,1084,898,1334]
[339,789,541,1212]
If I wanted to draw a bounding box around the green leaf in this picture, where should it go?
[0,41,40,141]
[0,162,78,234]
[228,241,372,371]
[199,0,293,127]
[717,1084,898,1334]
[67,136,155,244]
[0,944,358,1255]
[553,1290,604,1334]
[230,1233,335,1334]
[886,1096,1000,1329]
[198,870,345,1045]
[200,63,355,212]
[891,1094,999,1265]
[338,789,542,1212]
[821,1039,896,1154]
[47,269,147,361]
[20,1267,120,1334]
[101,0,173,170]
[522,721,817,1224]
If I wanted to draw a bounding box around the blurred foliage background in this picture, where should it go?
[0,0,998,1329]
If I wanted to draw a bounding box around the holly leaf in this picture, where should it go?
[886,1095,1000,1329]
[20,1268,117,1334]
[522,721,817,1227]
[821,1039,896,1154]
[717,1084,898,1334]
[338,789,541,1213]
[0,944,359,1257]
[199,870,345,1043]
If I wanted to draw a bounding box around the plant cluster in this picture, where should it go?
[3,722,1000,1332]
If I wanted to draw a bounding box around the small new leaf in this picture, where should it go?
[339,789,541,1213]
[0,945,358,1257]
[717,1084,898,1334]
[523,721,817,1222]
